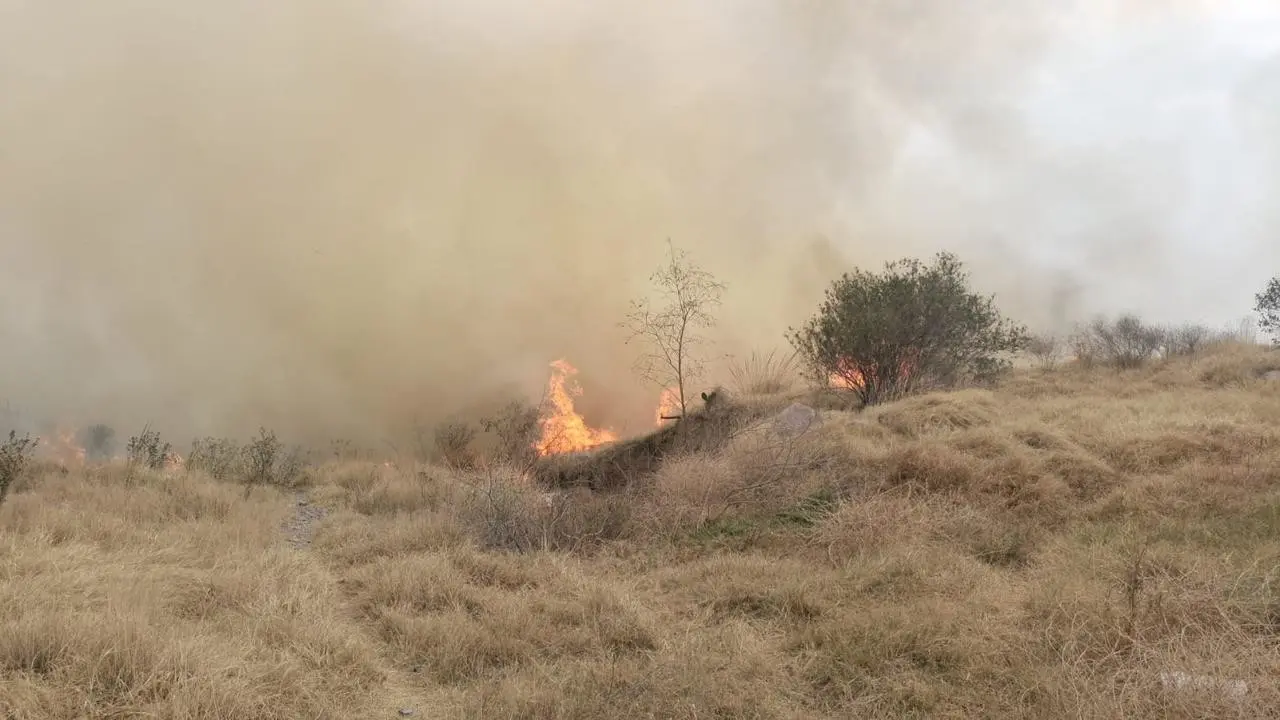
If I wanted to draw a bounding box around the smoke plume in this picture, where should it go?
[1,1,1276,445]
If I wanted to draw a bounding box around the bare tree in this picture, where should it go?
[623,240,726,419]
[1071,315,1165,369]
[1165,323,1212,357]
[1026,334,1063,370]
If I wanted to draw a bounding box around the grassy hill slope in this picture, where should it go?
[3,343,1279,718]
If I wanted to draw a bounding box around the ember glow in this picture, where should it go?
[828,358,866,391]
[535,359,618,456]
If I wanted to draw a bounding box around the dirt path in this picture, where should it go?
[277,492,438,716]
[281,492,328,549]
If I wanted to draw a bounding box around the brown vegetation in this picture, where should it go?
[3,342,1280,718]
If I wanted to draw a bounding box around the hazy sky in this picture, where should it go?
[866,1,1280,328]
[1,1,1278,444]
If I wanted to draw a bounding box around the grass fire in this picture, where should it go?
[4,4,1280,719]
[4,245,1280,718]
[534,359,619,456]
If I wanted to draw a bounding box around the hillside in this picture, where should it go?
[3,343,1280,719]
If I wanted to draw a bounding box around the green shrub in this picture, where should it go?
[187,437,243,480]
[0,430,38,505]
[1256,276,1280,344]
[789,252,1028,406]
[242,427,307,496]
[126,426,172,470]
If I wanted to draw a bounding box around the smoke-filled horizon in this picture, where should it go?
[1,1,1277,446]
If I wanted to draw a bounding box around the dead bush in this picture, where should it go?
[434,421,477,469]
[455,467,547,552]
[454,467,633,553]
[480,401,541,471]
[1164,324,1214,358]
[1072,315,1166,369]
[1027,334,1063,370]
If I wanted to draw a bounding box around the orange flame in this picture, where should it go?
[828,362,865,390]
[535,359,618,456]
[38,427,87,468]
[655,387,681,426]
[828,355,916,392]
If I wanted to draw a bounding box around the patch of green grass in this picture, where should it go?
[773,488,840,528]
[690,517,757,543]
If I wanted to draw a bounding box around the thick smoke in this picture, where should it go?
[0,1,1276,445]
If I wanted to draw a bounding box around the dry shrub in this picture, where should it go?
[312,509,466,567]
[0,466,390,720]
[1039,447,1121,501]
[455,467,549,552]
[873,389,998,438]
[1095,428,1261,476]
[927,504,1044,568]
[654,554,833,624]
[1018,538,1280,717]
[786,593,1020,716]
[812,493,943,558]
[0,600,385,719]
[1027,333,1064,370]
[1197,343,1280,387]
[1164,323,1215,357]
[882,442,979,493]
[348,551,657,686]
[639,453,739,534]
[1071,315,1166,369]
[433,421,477,468]
[454,466,634,553]
[462,622,799,719]
[639,419,860,537]
[479,401,541,470]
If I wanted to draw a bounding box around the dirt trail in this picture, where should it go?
[281,492,328,549]
[277,492,439,716]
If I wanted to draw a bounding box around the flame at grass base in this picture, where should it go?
[535,359,619,456]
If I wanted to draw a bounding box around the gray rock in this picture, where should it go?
[774,403,818,437]
[1264,370,1280,382]
[399,709,416,717]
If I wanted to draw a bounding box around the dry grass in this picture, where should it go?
[3,342,1280,718]
[727,348,803,395]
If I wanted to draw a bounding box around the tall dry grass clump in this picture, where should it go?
[726,349,801,395]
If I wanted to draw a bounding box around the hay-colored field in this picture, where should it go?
[4,343,1280,719]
